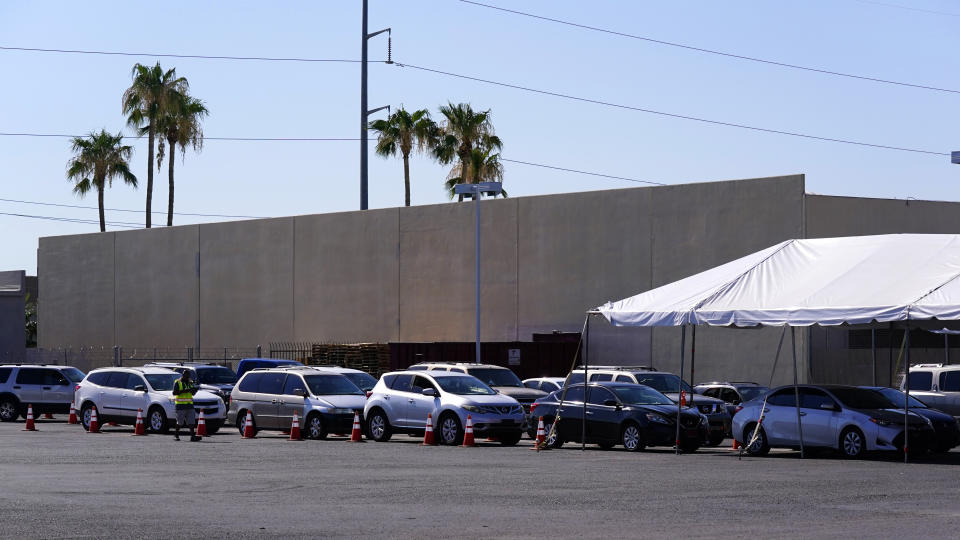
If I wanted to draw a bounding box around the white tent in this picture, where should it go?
[598,234,960,328]
[589,233,960,461]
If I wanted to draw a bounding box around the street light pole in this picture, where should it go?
[455,182,502,364]
[360,0,391,210]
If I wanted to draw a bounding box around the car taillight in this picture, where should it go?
[734,405,743,415]
[530,402,539,413]
[75,384,81,392]
[366,391,372,398]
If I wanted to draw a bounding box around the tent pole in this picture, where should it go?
[888,322,894,387]
[676,325,686,456]
[791,327,804,459]
[904,324,910,463]
[690,325,697,393]
[872,327,877,387]
[945,333,949,366]
[582,313,589,452]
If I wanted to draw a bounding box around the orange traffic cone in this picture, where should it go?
[196,410,208,437]
[532,416,546,451]
[241,410,255,438]
[23,404,36,431]
[732,439,741,450]
[348,411,364,442]
[462,415,475,447]
[288,411,302,441]
[680,390,687,407]
[68,402,78,424]
[422,413,436,446]
[133,408,146,436]
[43,413,54,420]
[88,406,100,433]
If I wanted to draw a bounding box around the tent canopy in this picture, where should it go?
[598,234,960,328]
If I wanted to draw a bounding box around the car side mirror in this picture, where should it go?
[421,388,436,397]
[293,389,306,398]
[134,385,146,392]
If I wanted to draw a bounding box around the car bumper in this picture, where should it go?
[459,412,525,433]
[318,412,357,434]
[645,423,708,447]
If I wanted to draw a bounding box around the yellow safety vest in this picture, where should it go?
[173,379,196,407]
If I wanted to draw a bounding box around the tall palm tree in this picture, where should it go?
[66,130,138,232]
[434,102,503,201]
[122,62,188,228]
[369,108,437,207]
[155,94,208,226]
[444,148,506,199]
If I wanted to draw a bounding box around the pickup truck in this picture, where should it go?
[901,364,960,417]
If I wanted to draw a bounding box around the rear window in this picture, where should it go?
[380,374,397,388]
[238,373,262,392]
[196,366,237,385]
[0,368,10,384]
[86,372,111,386]
[907,371,933,391]
[390,374,414,392]
[60,368,85,383]
[940,371,960,392]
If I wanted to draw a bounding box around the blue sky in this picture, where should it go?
[2,0,958,274]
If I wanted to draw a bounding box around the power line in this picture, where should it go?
[0,132,359,142]
[0,46,381,63]
[0,197,266,219]
[851,0,960,17]
[500,159,665,186]
[0,210,141,228]
[394,62,949,157]
[458,0,960,95]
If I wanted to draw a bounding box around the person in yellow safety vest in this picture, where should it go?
[172,370,201,441]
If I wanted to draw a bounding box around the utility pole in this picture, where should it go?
[360,0,391,210]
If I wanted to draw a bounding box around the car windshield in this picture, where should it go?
[61,367,85,383]
[342,372,377,392]
[303,375,364,396]
[468,368,523,388]
[612,385,674,405]
[633,374,693,394]
[434,376,497,395]
[196,367,237,385]
[829,387,897,409]
[874,388,927,409]
[145,373,181,391]
[738,386,769,401]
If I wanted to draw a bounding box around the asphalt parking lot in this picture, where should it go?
[1,419,959,539]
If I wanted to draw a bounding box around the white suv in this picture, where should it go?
[902,364,960,416]
[75,367,226,433]
[0,364,86,421]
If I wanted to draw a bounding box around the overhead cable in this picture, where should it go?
[458,0,960,95]
[0,197,267,219]
[0,46,376,63]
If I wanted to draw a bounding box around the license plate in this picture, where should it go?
[501,419,517,425]
[685,429,699,437]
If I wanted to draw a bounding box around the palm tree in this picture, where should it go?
[369,108,437,207]
[65,130,138,232]
[155,94,208,226]
[444,148,506,199]
[434,102,503,201]
[122,62,188,228]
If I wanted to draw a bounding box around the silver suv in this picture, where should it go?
[364,370,525,446]
[902,364,960,417]
[142,362,238,406]
[227,367,367,439]
[408,362,546,432]
[0,364,86,421]
[75,367,226,433]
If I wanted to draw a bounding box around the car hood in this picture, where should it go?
[310,395,367,410]
[854,408,930,426]
[635,403,701,417]
[664,393,724,405]
[455,393,521,407]
[193,390,221,402]
[493,387,546,400]
[201,383,234,392]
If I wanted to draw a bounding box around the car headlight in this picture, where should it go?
[700,413,709,425]
[463,404,483,413]
[870,417,893,426]
[645,412,671,425]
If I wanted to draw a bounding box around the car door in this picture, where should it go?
[798,388,840,447]
[41,370,74,408]
[120,373,150,419]
[585,386,620,442]
[277,374,308,426]
[762,389,801,445]
[100,372,128,416]
[556,386,585,442]
[253,372,287,429]
[405,376,439,429]
[13,368,45,405]
[386,374,414,427]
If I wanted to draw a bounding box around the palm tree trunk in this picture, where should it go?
[145,126,154,228]
[167,139,175,226]
[97,184,105,233]
[403,152,411,207]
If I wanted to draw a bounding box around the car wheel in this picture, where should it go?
[237,411,257,436]
[743,424,770,456]
[707,433,725,447]
[148,407,168,434]
[80,403,95,431]
[439,413,463,446]
[366,409,392,442]
[839,427,866,458]
[499,432,522,446]
[621,423,645,452]
[0,397,19,422]
[305,413,326,440]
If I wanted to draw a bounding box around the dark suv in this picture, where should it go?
[693,381,770,417]
[142,362,238,406]
[0,364,86,421]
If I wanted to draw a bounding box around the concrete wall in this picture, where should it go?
[0,271,26,362]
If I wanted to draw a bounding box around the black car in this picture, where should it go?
[528,382,708,452]
[862,386,960,453]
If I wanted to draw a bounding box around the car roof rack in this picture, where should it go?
[574,365,657,371]
[911,363,943,368]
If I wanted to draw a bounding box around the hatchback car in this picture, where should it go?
[861,386,960,453]
[734,385,936,458]
[364,370,525,446]
[0,364,86,421]
[142,362,238,407]
[227,367,367,439]
[75,367,226,433]
[530,382,708,452]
